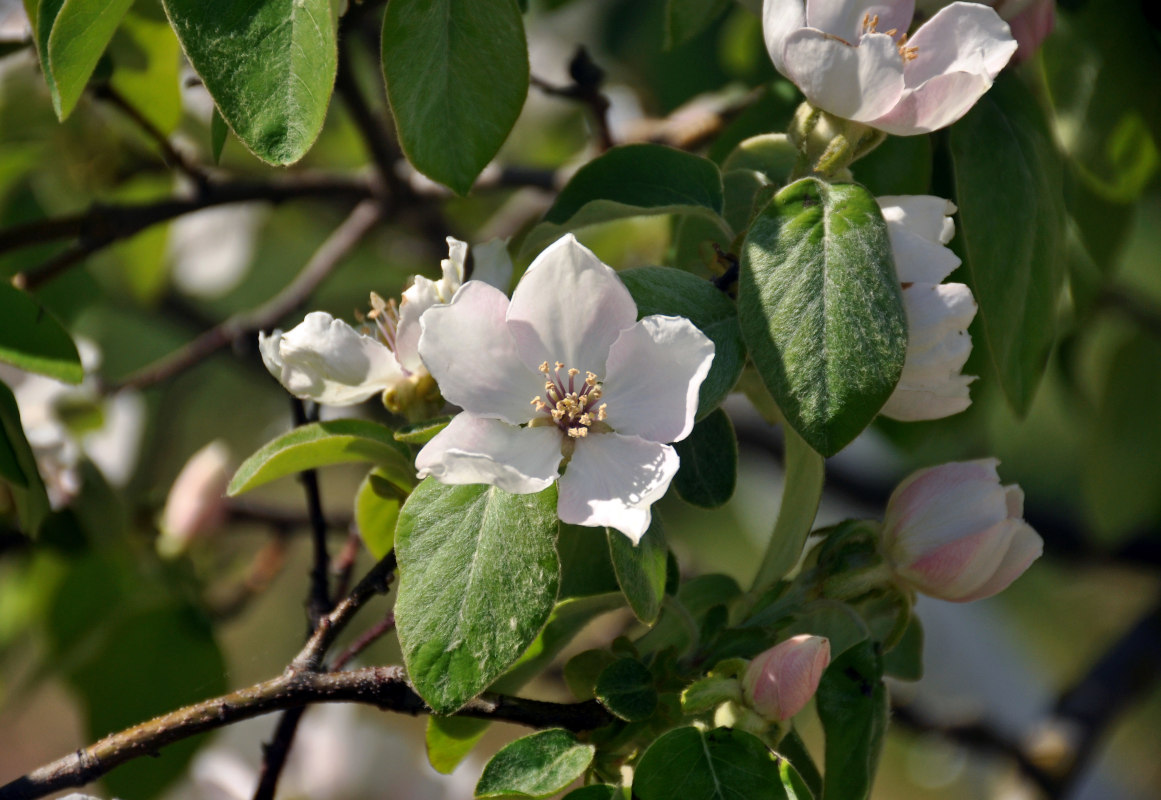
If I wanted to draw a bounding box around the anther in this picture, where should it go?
[539,361,550,374]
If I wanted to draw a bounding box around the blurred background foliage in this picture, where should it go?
[0,0,1160,798]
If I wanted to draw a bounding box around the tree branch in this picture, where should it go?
[93,83,210,188]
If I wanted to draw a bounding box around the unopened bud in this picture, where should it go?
[158,441,231,558]
[742,635,830,722]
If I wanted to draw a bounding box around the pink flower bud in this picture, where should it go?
[742,635,830,722]
[158,441,231,558]
[883,459,1043,602]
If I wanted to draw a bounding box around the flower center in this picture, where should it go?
[530,361,608,439]
[861,12,918,62]
[362,291,400,353]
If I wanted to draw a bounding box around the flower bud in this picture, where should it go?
[883,459,1043,602]
[742,635,830,722]
[158,441,232,558]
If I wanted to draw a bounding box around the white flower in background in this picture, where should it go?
[0,340,144,508]
[157,440,232,559]
[415,235,714,543]
[877,195,977,422]
[168,204,265,299]
[882,458,1043,601]
[763,0,1017,135]
[259,237,512,415]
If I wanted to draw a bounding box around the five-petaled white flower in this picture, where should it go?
[259,237,511,414]
[763,0,1017,135]
[414,235,715,543]
[878,195,978,421]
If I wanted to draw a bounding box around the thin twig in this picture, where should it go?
[93,83,210,188]
[330,530,364,600]
[292,398,333,629]
[107,200,382,393]
[531,46,614,152]
[332,612,396,671]
[250,707,306,800]
[334,16,402,197]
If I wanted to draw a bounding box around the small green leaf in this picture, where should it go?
[564,649,617,701]
[783,601,869,662]
[882,614,923,682]
[739,178,906,456]
[109,10,182,136]
[949,74,1066,415]
[558,523,619,599]
[0,283,82,384]
[522,144,727,258]
[227,419,414,496]
[619,266,746,419]
[722,134,800,185]
[673,408,737,508]
[594,657,657,722]
[0,382,50,536]
[36,0,135,119]
[563,786,620,800]
[665,0,730,49]
[395,479,560,713]
[607,516,667,625]
[816,641,887,800]
[382,0,528,195]
[354,468,402,559]
[634,726,789,800]
[210,106,227,164]
[163,0,337,165]
[777,729,822,800]
[476,729,594,799]
[394,415,453,444]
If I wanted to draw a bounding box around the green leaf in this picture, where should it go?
[783,601,869,662]
[594,657,657,722]
[816,641,887,800]
[109,9,182,135]
[210,106,227,164]
[882,614,923,682]
[476,729,594,799]
[522,144,727,258]
[949,74,1066,415]
[227,419,414,496]
[673,408,737,508]
[634,726,789,800]
[778,729,822,800]
[563,787,620,800]
[396,479,560,713]
[354,468,402,559]
[721,134,800,185]
[850,133,931,197]
[0,283,82,384]
[0,382,50,536]
[394,415,454,444]
[739,178,906,456]
[381,0,528,195]
[35,0,135,119]
[163,0,336,165]
[619,266,746,419]
[558,522,619,599]
[607,516,667,625]
[564,649,617,701]
[665,0,730,49]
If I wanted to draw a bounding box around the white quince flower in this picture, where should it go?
[877,195,977,421]
[259,237,512,415]
[414,235,715,543]
[764,0,1018,135]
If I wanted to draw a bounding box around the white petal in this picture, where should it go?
[879,196,961,283]
[395,238,470,373]
[880,376,973,421]
[275,313,404,406]
[878,195,957,245]
[469,238,514,292]
[415,414,562,495]
[905,2,1016,88]
[258,329,284,376]
[601,316,715,444]
[506,235,638,377]
[885,458,1007,555]
[869,71,993,135]
[782,30,905,122]
[442,236,469,287]
[83,391,144,487]
[955,519,1042,601]
[763,0,807,74]
[806,0,915,43]
[417,281,543,425]
[556,434,680,544]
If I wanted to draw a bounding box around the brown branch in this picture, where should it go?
[93,83,210,188]
[332,612,396,671]
[250,706,306,800]
[0,665,612,800]
[531,46,614,152]
[107,200,382,393]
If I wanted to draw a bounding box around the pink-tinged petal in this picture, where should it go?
[275,312,404,406]
[418,282,543,425]
[883,459,1005,552]
[601,316,715,444]
[743,634,831,721]
[415,414,562,495]
[763,0,807,73]
[1007,0,1054,64]
[905,2,1017,87]
[806,0,915,43]
[898,519,1014,600]
[955,520,1043,601]
[506,235,638,377]
[782,30,905,122]
[870,71,992,135]
[557,434,679,543]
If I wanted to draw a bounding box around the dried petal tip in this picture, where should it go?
[742,635,831,722]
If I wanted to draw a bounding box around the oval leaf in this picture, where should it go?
[816,641,888,800]
[619,266,745,419]
[607,515,667,625]
[382,0,528,195]
[394,415,453,445]
[163,0,337,165]
[634,726,789,800]
[36,0,134,119]
[739,178,906,456]
[673,408,737,508]
[522,144,727,258]
[594,657,657,722]
[949,75,1066,415]
[354,468,403,559]
[563,787,620,800]
[228,419,414,496]
[0,381,50,536]
[476,729,594,799]
[0,283,82,384]
[395,478,560,713]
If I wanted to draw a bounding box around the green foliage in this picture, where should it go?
[163,0,336,165]
[476,729,595,799]
[739,178,906,456]
[673,408,737,509]
[382,0,528,195]
[108,9,182,135]
[0,283,82,383]
[394,415,454,444]
[34,0,135,119]
[949,75,1066,416]
[395,479,560,712]
[354,468,402,559]
[594,657,657,721]
[227,419,414,496]
[607,516,668,625]
[816,641,887,800]
[665,0,730,49]
[633,726,791,799]
[0,382,50,536]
